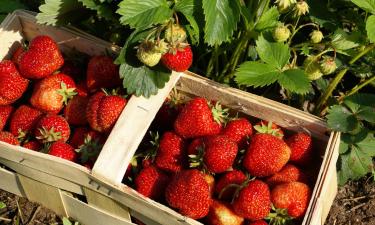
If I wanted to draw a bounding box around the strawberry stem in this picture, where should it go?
[57,81,77,105]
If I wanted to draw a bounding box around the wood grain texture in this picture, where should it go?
[0,167,25,197]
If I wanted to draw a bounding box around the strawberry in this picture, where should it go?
[243,134,290,177]
[30,73,77,114]
[165,169,211,219]
[174,97,227,138]
[215,170,247,201]
[232,180,271,221]
[204,173,215,196]
[155,131,186,173]
[0,131,19,145]
[75,81,89,97]
[134,165,169,200]
[23,140,42,151]
[202,135,238,173]
[164,24,187,43]
[153,90,184,131]
[86,56,121,92]
[60,60,84,80]
[34,115,70,143]
[254,120,284,138]
[249,221,268,225]
[0,105,13,130]
[86,91,127,133]
[271,182,311,218]
[75,131,104,164]
[69,127,102,148]
[187,138,204,155]
[222,118,252,147]
[12,46,24,65]
[285,132,313,165]
[18,35,64,79]
[0,60,29,105]
[9,105,43,139]
[265,164,308,187]
[206,200,244,225]
[161,45,193,72]
[48,141,77,162]
[64,95,89,125]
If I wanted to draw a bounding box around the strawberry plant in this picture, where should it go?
[9,0,375,186]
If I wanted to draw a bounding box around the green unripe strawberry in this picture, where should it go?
[319,56,337,75]
[303,56,323,80]
[136,40,167,67]
[275,0,297,12]
[165,24,187,44]
[294,1,309,17]
[273,24,291,42]
[310,30,323,44]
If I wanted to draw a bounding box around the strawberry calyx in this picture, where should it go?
[75,134,103,164]
[36,127,62,143]
[17,129,29,144]
[210,101,230,125]
[57,81,77,105]
[229,174,255,203]
[266,205,294,225]
[254,121,284,138]
[167,88,184,109]
[188,144,205,169]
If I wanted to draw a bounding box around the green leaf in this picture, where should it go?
[0,202,5,209]
[357,106,375,123]
[348,145,374,177]
[119,63,171,98]
[63,217,73,225]
[338,154,355,185]
[37,0,84,25]
[366,15,375,43]
[256,35,290,69]
[78,0,114,20]
[326,105,359,132]
[117,0,173,29]
[202,0,241,46]
[356,133,375,156]
[277,69,311,94]
[331,29,360,51]
[235,61,280,87]
[344,93,375,112]
[175,0,201,44]
[351,0,375,14]
[339,140,350,154]
[255,6,280,31]
[0,0,26,13]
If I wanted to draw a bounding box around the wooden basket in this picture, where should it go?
[0,10,340,225]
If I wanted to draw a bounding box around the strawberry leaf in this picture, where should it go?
[366,15,375,43]
[326,105,359,132]
[351,0,375,14]
[277,69,311,94]
[235,61,280,87]
[78,0,115,21]
[202,0,241,46]
[37,0,85,26]
[117,0,173,29]
[174,0,202,45]
[256,35,290,69]
[255,6,280,31]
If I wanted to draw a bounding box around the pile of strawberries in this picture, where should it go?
[127,94,318,225]
[0,35,128,168]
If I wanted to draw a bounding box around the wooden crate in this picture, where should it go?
[0,10,340,225]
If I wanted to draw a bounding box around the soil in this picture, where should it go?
[1,175,375,225]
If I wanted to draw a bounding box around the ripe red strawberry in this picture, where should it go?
[243,134,291,177]
[232,180,271,220]
[0,105,13,130]
[134,165,169,200]
[64,95,89,125]
[187,138,204,155]
[9,105,43,139]
[30,73,77,114]
[206,200,244,225]
[254,120,284,138]
[155,131,186,173]
[222,118,252,147]
[165,169,211,219]
[161,46,193,72]
[174,97,226,138]
[48,141,77,162]
[204,173,215,196]
[0,60,29,105]
[86,56,121,91]
[271,182,311,218]
[75,81,89,97]
[249,220,268,225]
[61,60,84,80]
[86,91,127,133]
[12,46,24,65]
[18,35,64,79]
[203,135,238,173]
[23,140,42,151]
[215,170,247,200]
[35,115,70,143]
[154,100,183,131]
[265,164,308,187]
[69,127,102,148]
[286,132,313,165]
[0,131,20,145]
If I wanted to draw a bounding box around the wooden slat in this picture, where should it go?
[61,192,135,225]
[0,167,25,197]
[0,158,84,195]
[83,187,131,221]
[17,175,68,216]
[92,72,182,184]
